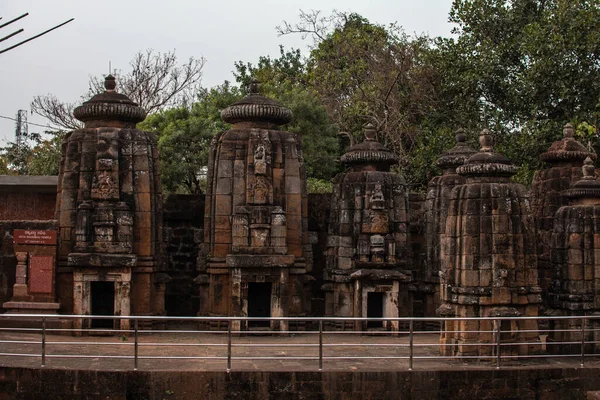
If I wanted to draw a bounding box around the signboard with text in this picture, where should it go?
[13,229,57,245]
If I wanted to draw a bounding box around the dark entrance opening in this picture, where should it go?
[91,281,115,329]
[248,282,271,328]
[367,292,384,328]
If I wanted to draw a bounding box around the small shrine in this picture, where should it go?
[439,129,541,356]
[424,130,476,316]
[323,124,411,330]
[200,81,312,331]
[548,157,600,352]
[531,123,596,296]
[55,75,164,331]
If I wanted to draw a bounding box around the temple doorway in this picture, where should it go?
[248,282,271,328]
[91,281,115,329]
[367,292,384,328]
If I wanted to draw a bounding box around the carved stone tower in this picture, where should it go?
[323,124,410,330]
[439,129,541,356]
[548,157,600,351]
[55,75,163,331]
[531,123,595,297]
[425,130,476,317]
[200,81,311,331]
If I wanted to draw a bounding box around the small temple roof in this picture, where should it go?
[457,129,519,177]
[564,157,600,199]
[340,124,399,167]
[540,123,596,163]
[435,129,477,170]
[73,75,146,123]
[220,79,292,125]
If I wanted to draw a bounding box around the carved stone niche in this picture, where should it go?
[231,206,288,254]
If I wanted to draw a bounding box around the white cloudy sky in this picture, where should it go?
[0,0,454,143]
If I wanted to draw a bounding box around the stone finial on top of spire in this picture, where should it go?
[435,129,477,171]
[582,156,595,180]
[563,123,574,139]
[456,128,518,178]
[565,156,600,199]
[339,123,398,168]
[104,74,117,91]
[540,123,596,163]
[220,78,292,126]
[73,74,146,125]
[479,128,494,152]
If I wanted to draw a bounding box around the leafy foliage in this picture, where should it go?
[139,82,242,194]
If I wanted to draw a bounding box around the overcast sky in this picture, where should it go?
[0,0,454,144]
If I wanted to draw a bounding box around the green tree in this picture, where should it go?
[0,130,63,176]
[234,46,341,182]
[139,82,243,194]
[436,0,600,182]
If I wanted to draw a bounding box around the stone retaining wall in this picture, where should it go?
[0,366,597,399]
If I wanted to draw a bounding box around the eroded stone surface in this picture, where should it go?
[531,123,596,297]
[439,129,541,356]
[200,81,311,330]
[55,75,164,331]
[323,124,411,330]
[548,157,600,351]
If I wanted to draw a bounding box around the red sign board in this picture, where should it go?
[29,256,54,294]
[13,229,57,245]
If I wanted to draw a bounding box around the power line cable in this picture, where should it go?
[0,17,74,55]
[0,114,55,129]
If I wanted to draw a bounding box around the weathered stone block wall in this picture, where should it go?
[1,366,599,399]
[0,220,57,309]
[162,194,204,316]
[0,191,56,220]
[308,192,332,316]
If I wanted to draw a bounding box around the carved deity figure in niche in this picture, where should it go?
[254,144,267,175]
[253,176,271,205]
[370,183,385,210]
[251,227,269,247]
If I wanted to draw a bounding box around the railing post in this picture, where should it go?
[496,318,501,369]
[134,319,138,371]
[318,320,323,371]
[408,319,414,371]
[581,318,586,367]
[41,317,46,367]
[227,321,232,372]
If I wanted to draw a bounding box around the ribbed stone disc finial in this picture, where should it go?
[73,73,146,124]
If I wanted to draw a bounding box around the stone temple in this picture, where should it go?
[438,129,541,356]
[2,75,600,357]
[198,80,311,331]
[55,75,164,331]
[323,124,410,330]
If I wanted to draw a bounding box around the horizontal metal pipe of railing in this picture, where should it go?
[1,314,600,371]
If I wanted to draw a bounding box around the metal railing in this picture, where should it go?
[0,314,599,371]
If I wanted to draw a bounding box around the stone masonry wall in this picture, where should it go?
[0,191,56,220]
[162,194,205,316]
[1,366,599,399]
[307,192,332,316]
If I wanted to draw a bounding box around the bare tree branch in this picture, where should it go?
[30,49,205,130]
